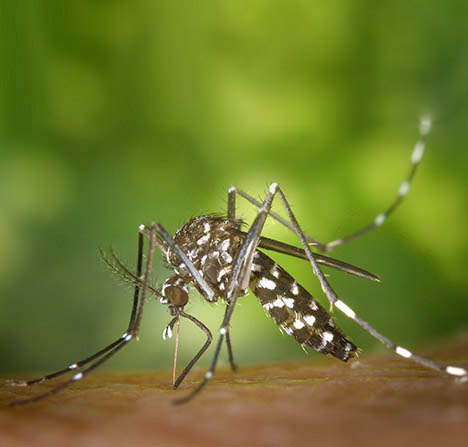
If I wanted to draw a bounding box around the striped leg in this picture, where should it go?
[252,183,467,381]
[333,298,467,379]
[7,225,156,406]
[228,117,431,253]
[324,117,431,252]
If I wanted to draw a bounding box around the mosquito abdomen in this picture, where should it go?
[250,251,357,362]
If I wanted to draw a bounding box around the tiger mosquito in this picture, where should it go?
[6,117,467,406]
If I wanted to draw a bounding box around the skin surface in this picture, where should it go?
[2,333,468,447]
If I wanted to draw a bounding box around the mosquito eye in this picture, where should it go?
[165,286,188,307]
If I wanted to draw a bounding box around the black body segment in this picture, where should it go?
[250,250,357,361]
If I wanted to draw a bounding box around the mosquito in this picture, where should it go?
[6,117,467,406]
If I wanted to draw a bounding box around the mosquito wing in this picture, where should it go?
[231,229,380,282]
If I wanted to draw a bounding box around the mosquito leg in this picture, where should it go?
[324,117,431,252]
[6,231,146,394]
[173,312,213,389]
[225,328,237,373]
[131,223,158,337]
[7,226,153,406]
[5,335,129,389]
[229,117,431,253]
[141,223,217,303]
[228,186,326,251]
[10,333,134,407]
[270,183,467,380]
[331,298,467,379]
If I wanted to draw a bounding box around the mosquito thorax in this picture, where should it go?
[166,215,244,300]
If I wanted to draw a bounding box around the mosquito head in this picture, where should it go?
[161,275,190,313]
[165,286,189,308]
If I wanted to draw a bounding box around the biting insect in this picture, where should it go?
[7,117,467,406]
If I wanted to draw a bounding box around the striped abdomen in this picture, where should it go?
[250,251,357,362]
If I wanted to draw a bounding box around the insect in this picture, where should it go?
[7,117,467,406]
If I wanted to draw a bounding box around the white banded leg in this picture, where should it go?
[333,298,467,379]
[249,182,467,381]
[7,225,156,406]
[9,333,135,407]
[325,116,431,252]
[228,116,431,254]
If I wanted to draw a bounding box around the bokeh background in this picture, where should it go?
[1,1,467,376]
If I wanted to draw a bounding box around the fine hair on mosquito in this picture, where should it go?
[6,116,467,407]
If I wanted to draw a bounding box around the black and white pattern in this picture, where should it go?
[7,117,467,406]
[250,250,357,361]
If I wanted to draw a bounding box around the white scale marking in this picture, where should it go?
[221,239,231,251]
[293,319,305,329]
[163,326,172,340]
[162,282,171,295]
[271,265,280,279]
[73,372,83,381]
[323,331,334,343]
[125,334,133,342]
[221,251,233,263]
[205,371,213,380]
[411,140,425,164]
[217,267,229,282]
[283,297,295,308]
[281,325,293,336]
[220,327,227,335]
[203,222,211,233]
[446,366,467,376]
[258,277,277,290]
[419,116,432,136]
[309,301,319,311]
[197,234,210,245]
[396,346,412,358]
[269,182,278,194]
[69,363,78,370]
[398,180,410,196]
[303,315,316,326]
[374,213,386,226]
[272,298,284,308]
[291,282,299,295]
[335,300,356,318]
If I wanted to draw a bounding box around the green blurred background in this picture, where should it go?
[1,1,467,376]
